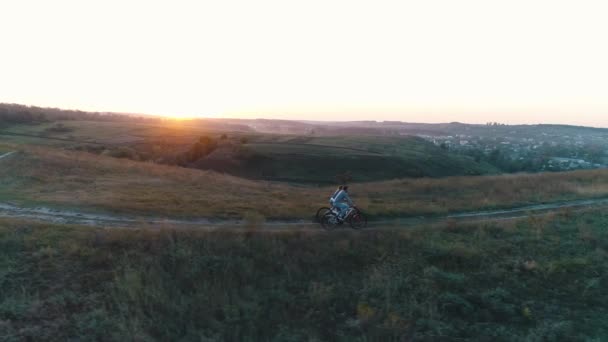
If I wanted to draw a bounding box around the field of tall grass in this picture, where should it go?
[1,209,607,340]
[2,145,608,220]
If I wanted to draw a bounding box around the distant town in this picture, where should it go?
[418,123,608,172]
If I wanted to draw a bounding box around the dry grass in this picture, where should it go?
[2,145,608,219]
[1,146,318,219]
[355,170,608,216]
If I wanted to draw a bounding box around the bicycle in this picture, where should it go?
[315,206,332,223]
[319,206,367,230]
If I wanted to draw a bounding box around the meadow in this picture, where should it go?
[0,120,497,182]
[2,110,608,341]
[0,145,608,220]
[1,209,607,341]
[2,144,608,220]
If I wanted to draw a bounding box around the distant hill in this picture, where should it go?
[188,135,498,183]
[0,103,158,124]
[4,102,607,136]
[2,103,607,183]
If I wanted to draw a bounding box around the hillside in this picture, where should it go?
[2,209,607,340]
[1,107,608,341]
[3,111,608,183]
[190,135,497,183]
[0,120,497,183]
[2,144,608,220]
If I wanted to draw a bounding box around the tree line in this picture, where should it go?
[0,103,159,125]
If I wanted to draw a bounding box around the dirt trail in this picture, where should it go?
[1,149,606,228]
[0,151,15,160]
[1,197,607,229]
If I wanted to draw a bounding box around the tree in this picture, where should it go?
[187,136,218,162]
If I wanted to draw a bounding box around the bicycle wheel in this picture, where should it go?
[315,207,331,222]
[320,212,340,230]
[349,209,367,229]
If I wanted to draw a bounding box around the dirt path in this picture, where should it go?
[1,197,607,229]
[0,151,15,160]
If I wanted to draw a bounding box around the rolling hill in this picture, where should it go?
[2,143,608,220]
[189,134,499,183]
[0,119,499,183]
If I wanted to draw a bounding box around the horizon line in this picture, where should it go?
[2,101,608,129]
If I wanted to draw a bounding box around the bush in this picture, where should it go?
[44,123,73,133]
[101,147,139,160]
[243,211,266,229]
[185,136,218,162]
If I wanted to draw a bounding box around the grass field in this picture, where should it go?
[1,209,607,340]
[0,120,499,182]
[237,134,499,182]
[0,120,214,146]
[2,115,608,341]
[2,145,608,219]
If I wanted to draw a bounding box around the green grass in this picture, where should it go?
[1,210,607,340]
[238,135,498,182]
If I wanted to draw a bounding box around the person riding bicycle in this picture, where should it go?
[329,185,343,207]
[332,185,354,220]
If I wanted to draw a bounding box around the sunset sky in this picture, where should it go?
[1,0,607,126]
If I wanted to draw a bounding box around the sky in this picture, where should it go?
[1,0,607,126]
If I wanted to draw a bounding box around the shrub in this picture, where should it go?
[101,147,139,160]
[185,136,218,162]
[44,123,74,133]
[243,211,265,230]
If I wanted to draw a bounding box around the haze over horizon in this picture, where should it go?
[2,0,607,127]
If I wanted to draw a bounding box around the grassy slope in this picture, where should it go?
[0,120,213,146]
[2,144,608,219]
[0,145,305,219]
[1,210,607,340]
[239,135,498,182]
[2,121,498,182]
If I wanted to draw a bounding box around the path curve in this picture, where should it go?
[0,151,15,160]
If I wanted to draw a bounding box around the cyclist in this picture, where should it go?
[329,185,343,207]
[332,185,354,220]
